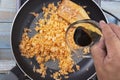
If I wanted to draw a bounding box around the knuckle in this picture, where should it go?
[109,34,117,40]
[109,23,118,28]
[108,23,114,26]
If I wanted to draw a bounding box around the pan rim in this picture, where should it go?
[10,0,33,80]
[92,0,108,23]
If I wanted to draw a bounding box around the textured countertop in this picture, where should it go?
[101,1,120,19]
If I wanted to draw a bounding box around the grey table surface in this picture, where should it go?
[0,0,120,80]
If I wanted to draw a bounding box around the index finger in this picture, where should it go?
[99,21,120,55]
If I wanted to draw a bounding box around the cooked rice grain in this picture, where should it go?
[19,3,75,80]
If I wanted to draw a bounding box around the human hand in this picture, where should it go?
[91,20,120,80]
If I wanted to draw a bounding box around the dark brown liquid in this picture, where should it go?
[74,27,92,46]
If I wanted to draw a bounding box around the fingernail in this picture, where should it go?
[100,20,106,23]
[99,37,104,42]
[99,20,106,28]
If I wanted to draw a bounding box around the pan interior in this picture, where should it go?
[28,9,83,70]
[12,0,107,80]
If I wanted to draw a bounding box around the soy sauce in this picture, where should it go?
[74,27,92,46]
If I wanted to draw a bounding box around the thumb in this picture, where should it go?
[91,37,106,66]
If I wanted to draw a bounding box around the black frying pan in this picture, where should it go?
[11,0,107,80]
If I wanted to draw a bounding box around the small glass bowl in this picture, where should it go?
[65,19,102,58]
